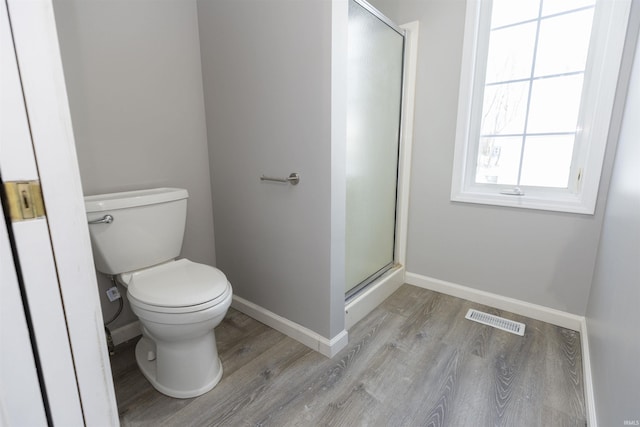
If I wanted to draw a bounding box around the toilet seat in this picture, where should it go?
[123,259,231,314]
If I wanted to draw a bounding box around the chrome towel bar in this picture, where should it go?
[260,172,300,185]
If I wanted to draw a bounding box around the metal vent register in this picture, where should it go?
[465,309,526,336]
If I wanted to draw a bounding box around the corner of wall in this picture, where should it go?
[580,318,598,427]
[232,296,348,358]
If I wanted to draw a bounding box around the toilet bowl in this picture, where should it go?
[120,258,232,398]
[84,188,232,398]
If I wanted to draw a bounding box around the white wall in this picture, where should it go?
[53,0,215,330]
[586,8,640,424]
[369,0,624,316]
[197,0,346,339]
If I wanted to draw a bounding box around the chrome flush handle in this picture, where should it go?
[88,214,114,224]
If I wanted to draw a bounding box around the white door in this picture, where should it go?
[0,2,83,426]
[1,0,118,424]
[0,1,85,424]
[0,197,48,427]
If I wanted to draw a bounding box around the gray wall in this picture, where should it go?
[369,0,620,315]
[586,14,640,425]
[53,0,215,329]
[197,0,345,338]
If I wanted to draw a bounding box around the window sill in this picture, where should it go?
[450,190,595,215]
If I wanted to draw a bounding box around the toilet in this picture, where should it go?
[84,187,232,398]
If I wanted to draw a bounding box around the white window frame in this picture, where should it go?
[451,0,632,214]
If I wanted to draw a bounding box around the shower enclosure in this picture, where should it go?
[346,0,405,297]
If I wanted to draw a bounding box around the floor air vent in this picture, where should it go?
[465,309,526,336]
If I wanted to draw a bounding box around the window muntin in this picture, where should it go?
[474,1,595,189]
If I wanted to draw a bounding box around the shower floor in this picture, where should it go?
[111,284,586,426]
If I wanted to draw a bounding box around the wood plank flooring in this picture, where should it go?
[111,285,586,426]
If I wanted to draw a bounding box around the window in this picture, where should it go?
[451,0,632,214]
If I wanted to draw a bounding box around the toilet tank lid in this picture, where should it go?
[84,187,188,213]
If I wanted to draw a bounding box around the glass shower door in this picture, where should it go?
[346,0,404,295]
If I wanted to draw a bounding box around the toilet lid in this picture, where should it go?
[126,259,228,308]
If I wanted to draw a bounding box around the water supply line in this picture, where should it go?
[104,275,123,325]
[103,275,123,355]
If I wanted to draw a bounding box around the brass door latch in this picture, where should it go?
[3,181,46,221]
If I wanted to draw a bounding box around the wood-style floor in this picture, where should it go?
[111,284,586,427]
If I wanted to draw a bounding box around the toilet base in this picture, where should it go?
[135,336,223,399]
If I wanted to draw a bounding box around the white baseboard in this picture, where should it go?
[405,272,583,331]
[231,296,348,359]
[110,321,141,346]
[345,265,404,330]
[580,318,597,427]
[108,300,350,359]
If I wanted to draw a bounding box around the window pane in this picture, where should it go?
[535,10,594,77]
[527,75,584,133]
[486,22,537,83]
[520,135,574,187]
[542,0,595,17]
[475,137,523,185]
[491,0,540,28]
[480,81,529,135]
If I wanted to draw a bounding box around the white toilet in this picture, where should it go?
[84,187,232,398]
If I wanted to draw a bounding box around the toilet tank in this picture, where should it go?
[84,188,189,275]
